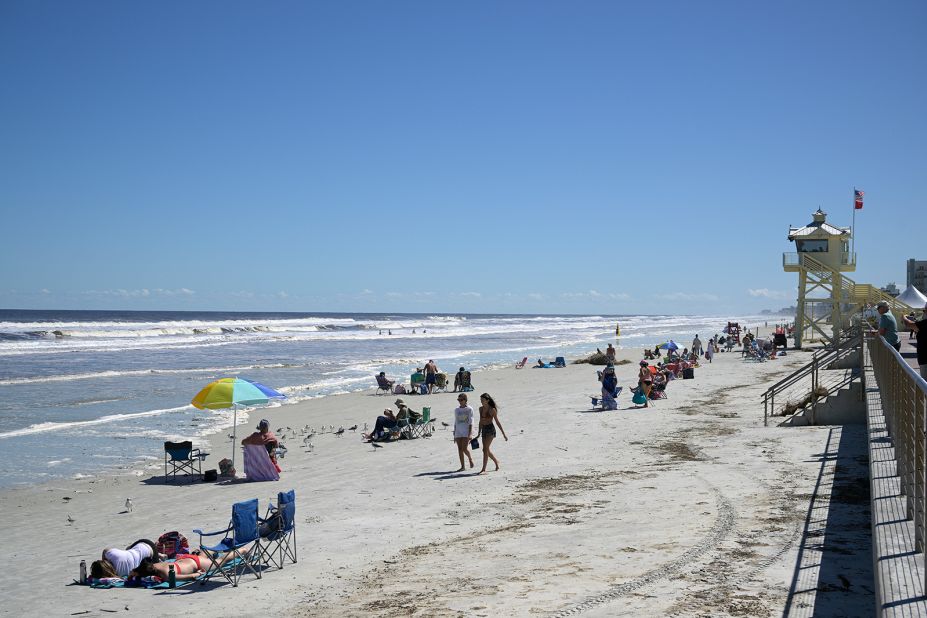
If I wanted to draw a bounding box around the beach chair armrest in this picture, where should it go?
[193,525,232,539]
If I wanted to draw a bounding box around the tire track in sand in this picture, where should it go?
[550,477,737,617]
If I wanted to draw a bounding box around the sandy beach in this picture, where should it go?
[0,335,856,617]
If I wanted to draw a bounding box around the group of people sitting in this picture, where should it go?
[596,354,698,410]
[377,365,474,395]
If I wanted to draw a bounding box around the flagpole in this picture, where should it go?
[851,187,856,256]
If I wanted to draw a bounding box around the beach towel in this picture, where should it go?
[243,444,280,481]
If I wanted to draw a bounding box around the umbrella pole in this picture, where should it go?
[231,405,238,476]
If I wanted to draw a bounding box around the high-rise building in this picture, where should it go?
[908,258,927,293]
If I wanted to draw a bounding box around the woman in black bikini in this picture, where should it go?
[477,393,508,474]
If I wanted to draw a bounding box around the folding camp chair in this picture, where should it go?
[375,374,393,395]
[410,373,427,394]
[409,407,435,438]
[553,356,566,368]
[258,490,297,570]
[194,498,262,587]
[164,441,207,483]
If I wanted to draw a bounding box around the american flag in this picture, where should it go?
[854,189,864,210]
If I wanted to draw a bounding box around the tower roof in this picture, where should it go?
[787,209,850,240]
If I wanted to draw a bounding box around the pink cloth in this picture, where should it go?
[242,444,280,482]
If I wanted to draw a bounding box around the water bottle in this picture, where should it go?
[168,563,176,588]
[79,559,87,584]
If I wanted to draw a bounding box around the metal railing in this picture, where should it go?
[762,330,862,426]
[782,251,857,268]
[867,332,927,585]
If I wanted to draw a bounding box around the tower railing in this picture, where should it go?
[793,253,913,313]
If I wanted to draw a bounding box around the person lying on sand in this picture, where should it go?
[91,539,163,579]
[129,544,251,582]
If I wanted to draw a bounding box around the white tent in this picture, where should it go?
[896,284,927,308]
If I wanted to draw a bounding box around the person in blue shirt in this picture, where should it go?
[877,301,901,351]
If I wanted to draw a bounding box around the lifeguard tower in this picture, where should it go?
[784,209,855,348]
[784,208,912,348]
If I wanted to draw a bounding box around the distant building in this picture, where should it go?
[908,258,927,293]
[881,282,900,297]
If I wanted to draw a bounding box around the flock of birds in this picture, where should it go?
[66,420,459,525]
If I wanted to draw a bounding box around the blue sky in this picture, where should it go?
[1,1,924,314]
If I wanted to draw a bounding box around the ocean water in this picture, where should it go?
[0,309,765,488]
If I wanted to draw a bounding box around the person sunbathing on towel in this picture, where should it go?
[90,539,163,579]
[535,359,546,368]
[129,545,251,582]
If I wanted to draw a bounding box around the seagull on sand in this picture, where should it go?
[348,425,358,432]
[67,514,75,525]
[441,422,450,430]
[125,498,134,513]
[334,427,345,437]
[363,422,368,432]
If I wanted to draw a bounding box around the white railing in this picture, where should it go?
[867,332,927,591]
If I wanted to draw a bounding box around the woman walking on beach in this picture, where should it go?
[477,393,508,473]
[453,393,474,471]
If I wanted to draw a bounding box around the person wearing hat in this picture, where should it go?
[394,398,412,423]
[242,419,280,469]
[876,301,901,352]
[903,303,927,379]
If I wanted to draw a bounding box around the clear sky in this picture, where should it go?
[1,1,924,314]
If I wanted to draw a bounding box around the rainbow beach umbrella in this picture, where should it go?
[192,378,286,474]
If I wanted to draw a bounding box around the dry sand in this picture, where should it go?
[0,336,855,617]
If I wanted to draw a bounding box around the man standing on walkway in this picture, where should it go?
[902,303,927,380]
[877,301,901,352]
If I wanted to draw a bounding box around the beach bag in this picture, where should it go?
[156,531,189,558]
[632,391,647,405]
[393,384,407,395]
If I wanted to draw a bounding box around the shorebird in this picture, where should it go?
[67,514,75,525]
[348,425,358,432]
[363,422,368,432]
[125,498,134,513]
[305,442,314,453]
[276,427,285,434]
[334,427,345,437]
[371,442,383,449]
[441,422,450,430]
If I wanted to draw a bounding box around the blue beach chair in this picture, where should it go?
[258,490,297,570]
[194,498,262,587]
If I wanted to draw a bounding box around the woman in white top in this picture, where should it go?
[453,393,474,472]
